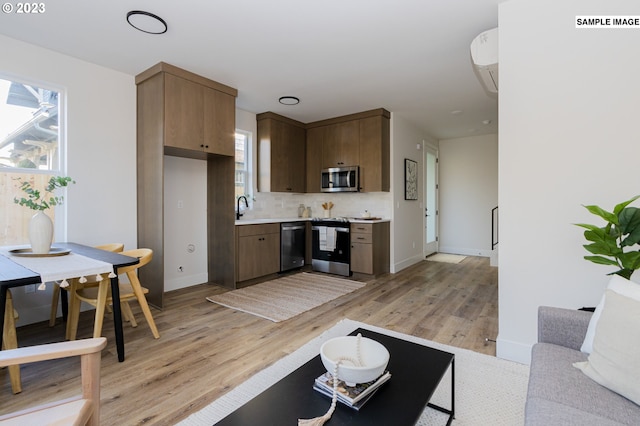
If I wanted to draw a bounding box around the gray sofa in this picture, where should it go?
[525,306,640,425]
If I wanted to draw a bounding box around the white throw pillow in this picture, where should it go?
[581,274,640,354]
[574,290,640,405]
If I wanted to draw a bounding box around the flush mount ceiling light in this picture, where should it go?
[279,96,300,106]
[126,10,167,34]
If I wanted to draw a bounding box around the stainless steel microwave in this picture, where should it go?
[321,166,359,192]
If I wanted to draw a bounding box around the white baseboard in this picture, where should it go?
[392,253,424,273]
[165,272,209,292]
[437,246,492,258]
[490,247,499,267]
[496,335,532,365]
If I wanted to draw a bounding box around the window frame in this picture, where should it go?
[234,129,252,199]
[0,73,68,245]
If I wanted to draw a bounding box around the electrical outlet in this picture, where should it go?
[177,200,184,209]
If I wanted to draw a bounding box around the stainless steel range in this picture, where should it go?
[311,217,351,276]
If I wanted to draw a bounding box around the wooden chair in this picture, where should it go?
[2,290,21,394]
[0,338,106,426]
[68,249,160,340]
[49,243,125,331]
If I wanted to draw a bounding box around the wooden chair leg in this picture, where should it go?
[3,291,21,394]
[92,279,110,339]
[49,283,60,327]
[66,281,81,340]
[121,302,137,327]
[128,273,160,339]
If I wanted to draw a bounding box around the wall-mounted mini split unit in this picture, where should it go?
[470,27,498,97]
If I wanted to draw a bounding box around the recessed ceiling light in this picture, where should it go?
[279,96,300,106]
[450,110,463,115]
[126,11,167,35]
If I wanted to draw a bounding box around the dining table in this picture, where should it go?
[0,242,139,362]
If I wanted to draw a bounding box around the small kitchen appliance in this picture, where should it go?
[321,166,359,192]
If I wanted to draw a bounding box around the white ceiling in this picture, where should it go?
[0,0,502,140]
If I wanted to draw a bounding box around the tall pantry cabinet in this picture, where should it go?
[136,63,238,307]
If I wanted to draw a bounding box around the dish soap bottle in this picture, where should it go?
[298,204,305,218]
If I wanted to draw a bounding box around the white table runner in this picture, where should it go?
[0,247,116,290]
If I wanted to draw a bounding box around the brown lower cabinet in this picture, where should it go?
[236,223,281,282]
[350,222,390,275]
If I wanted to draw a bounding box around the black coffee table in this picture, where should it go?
[216,328,455,425]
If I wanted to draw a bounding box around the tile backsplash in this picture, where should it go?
[240,192,392,220]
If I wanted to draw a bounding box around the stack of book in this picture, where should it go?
[313,370,391,410]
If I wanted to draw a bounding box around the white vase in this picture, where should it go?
[324,209,331,218]
[29,211,53,254]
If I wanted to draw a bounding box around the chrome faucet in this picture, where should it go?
[237,196,249,220]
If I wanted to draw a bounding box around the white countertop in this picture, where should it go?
[349,218,389,224]
[235,217,307,225]
[235,217,389,225]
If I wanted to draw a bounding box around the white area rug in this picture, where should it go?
[206,273,365,322]
[427,253,468,264]
[176,319,529,425]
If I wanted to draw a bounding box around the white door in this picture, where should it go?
[424,146,438,256]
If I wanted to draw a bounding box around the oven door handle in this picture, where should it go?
[312,226,350,233]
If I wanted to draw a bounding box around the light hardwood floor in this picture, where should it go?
[0,256,497,425]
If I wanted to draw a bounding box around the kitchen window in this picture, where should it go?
[0,76,65,246]
[235,130,251,198]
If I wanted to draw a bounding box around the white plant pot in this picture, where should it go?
[29,211,53,254]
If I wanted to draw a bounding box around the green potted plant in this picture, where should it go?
[14,176,75,254]
[575,195,640,280]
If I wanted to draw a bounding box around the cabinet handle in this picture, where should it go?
[357,237,366,240]
[200,144,205,148]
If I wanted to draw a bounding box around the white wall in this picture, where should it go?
[0,34,136,325]
[438,134,498,257]
[391,113,434,272]
[163,157,208,291]
[498,0,640,363]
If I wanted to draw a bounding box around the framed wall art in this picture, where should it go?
[404,158,418,200]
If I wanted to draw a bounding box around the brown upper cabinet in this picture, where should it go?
[358,113,390,193]
[305,126,324,193]
[257,112,306,193]
[136,62,237,158]
[322,120,360,168]
[306,108,390,193]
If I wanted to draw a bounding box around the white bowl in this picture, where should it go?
[320,335,389,385]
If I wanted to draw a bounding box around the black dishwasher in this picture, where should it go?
[281,222,306,272]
